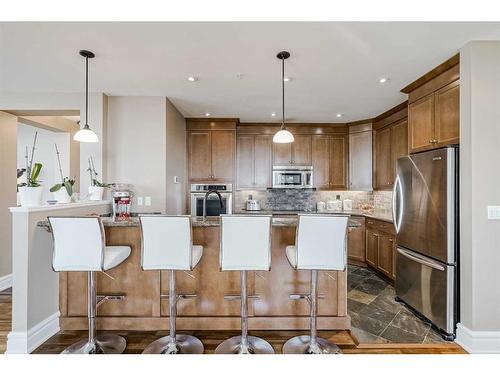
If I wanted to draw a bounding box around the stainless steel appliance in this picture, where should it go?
[272,166,313,188]
[190,183,232,217]
[393,147,458,339]
[111,183,134,222]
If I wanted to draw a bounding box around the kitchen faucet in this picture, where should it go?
[203,189,225,219]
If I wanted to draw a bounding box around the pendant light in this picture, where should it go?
[74,50,99,143]
[273,51,294,144]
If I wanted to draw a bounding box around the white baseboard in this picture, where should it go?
[6,311,60,354]
[456,323,500,353]
[0,273,12,291]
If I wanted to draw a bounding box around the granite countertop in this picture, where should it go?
[37,209,393,230]
[234,208,393,223]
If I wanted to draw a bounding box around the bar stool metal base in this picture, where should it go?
[61,334,127,354]
[283,335,341,354]
[142,335,204,354]
[215,336,275,354]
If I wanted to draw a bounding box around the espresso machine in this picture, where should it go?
[111,183,134,221]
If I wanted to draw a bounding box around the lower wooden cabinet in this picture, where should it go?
[365,219,396,280]
[347,217,365,264]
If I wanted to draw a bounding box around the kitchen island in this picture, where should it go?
[45,216,350,332]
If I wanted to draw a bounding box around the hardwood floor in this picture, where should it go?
[0,292,466,354]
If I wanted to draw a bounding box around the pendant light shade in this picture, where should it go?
[74,50,99,143]
[273,51,294,144]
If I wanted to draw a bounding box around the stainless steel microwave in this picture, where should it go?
[272,166,313,188]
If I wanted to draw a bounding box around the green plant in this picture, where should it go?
[22,131,43,188]
[50,144,75,196]
[87,156,109,188]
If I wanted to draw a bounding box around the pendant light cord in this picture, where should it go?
[281,56,285,129]
[85,55,89,127]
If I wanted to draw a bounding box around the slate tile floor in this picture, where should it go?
[347,265,446,344]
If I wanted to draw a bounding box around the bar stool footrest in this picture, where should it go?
[224,294,260,301]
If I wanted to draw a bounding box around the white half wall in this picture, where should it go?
[458,41,500,353]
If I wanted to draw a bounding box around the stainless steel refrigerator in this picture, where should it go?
[393,147,458,340]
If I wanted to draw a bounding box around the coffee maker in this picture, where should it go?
[111,183,133,221]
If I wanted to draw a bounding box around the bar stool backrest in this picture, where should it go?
[49,216,105,272]
[140,215,193,270]
[296,214,348,270]
[220,215,272,271]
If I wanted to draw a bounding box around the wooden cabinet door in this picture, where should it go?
[236,135,254,189]
[211,131,235,181]
[311,135,330,189]
[329,135,348,189]
[273,142,292,165]
[377,233,395,279]
[254,135,272,188]
[292,135,312,165]
[349,130,372,190]
[365,230,378,267]
[188,131,211,181]
[374,127,392,189]
[348,219,365,263]
[391,119,408,176]
[409,93,435,153]
[435,81,459,147]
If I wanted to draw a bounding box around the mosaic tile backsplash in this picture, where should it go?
[235,189,393,212]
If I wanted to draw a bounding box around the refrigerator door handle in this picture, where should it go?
[392,175,402,232]
[397,248,445,271]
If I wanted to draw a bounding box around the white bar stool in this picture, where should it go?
[215,214,275,354]
[283,214,348,354]
[49,216,131,354]
[139,215,204,354]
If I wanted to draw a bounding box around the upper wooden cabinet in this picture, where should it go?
[403,56,460,153]
[187,119,237,182]
[236,134,272,190]
[272,135,311,166]
[311,134,348,190]
[373,103,408,190]
[348,122,372,191]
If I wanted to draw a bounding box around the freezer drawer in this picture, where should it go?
[395,247,455,334]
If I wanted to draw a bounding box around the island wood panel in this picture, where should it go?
[160,226,252,317]
[253,225,345,317]
[188,131,212,181]
[65,226,161,317]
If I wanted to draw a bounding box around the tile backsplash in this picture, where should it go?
[235,189,392,211]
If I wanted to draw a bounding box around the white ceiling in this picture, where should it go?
[2,22,500,122]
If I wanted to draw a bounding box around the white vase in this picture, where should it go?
[18,186,43,207]
[53,188,72,204]
[88,186,104,201]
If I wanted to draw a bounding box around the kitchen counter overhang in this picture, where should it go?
[49,215,351,332]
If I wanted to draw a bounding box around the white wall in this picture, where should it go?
[0,92,108,193]
[166,98,187,214]
[457,41,500,353]
[106,96,167,213]
[17,123,70,203]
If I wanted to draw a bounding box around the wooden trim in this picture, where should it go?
[373,102,408,131]
[401,53,459,94]
[347,119,373,127]
[238,123,349,135]
[60,316,351,331]
[408,64,459,104]
[186,118,238,131]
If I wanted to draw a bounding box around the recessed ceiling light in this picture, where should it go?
[336,113,343,118]
[187,76,198,82]
[378,77,389,84]
[204,113,211,117]
[236,73,244,80]
[271,112,277,117]
[283,77,291,82]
